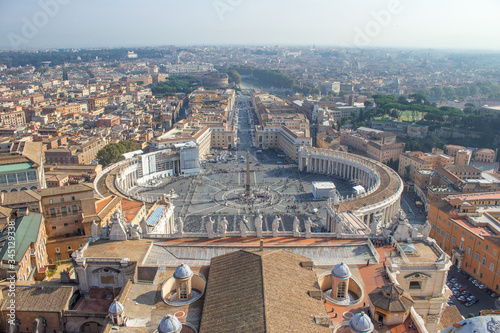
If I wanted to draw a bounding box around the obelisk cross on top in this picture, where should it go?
[245,151,251,197]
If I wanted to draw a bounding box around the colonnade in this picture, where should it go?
[298,147,403,235]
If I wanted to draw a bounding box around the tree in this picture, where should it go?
[96,140,139,167]
[227,70,241,84]
[364,101,373,109]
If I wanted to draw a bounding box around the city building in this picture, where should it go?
[428,192,500,292]
[44,137,106,165]
[398,150,454,181]
[0,141,46,193]
[341,128,405,163]
[0,212,48,281]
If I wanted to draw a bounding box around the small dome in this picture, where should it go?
[108,300,124,314]
[173,263,193,280]
[349,312,374,333]
[331,262,351,279]
[158,314,182,333]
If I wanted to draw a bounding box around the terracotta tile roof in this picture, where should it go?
[438,306,464,332]
[1,285,74,312]
[368,284,414,312]
[1,189,41,205]
[199,249,330,333]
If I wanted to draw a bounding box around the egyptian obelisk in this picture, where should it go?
[245,151,251,197]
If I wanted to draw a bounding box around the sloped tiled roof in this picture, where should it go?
[1,285,74,312]
[368,283,414,313]
[199,249,330,333]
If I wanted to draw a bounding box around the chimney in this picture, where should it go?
[259,239,263,252]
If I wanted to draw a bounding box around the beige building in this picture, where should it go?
[341,128,405,163]
[475,148,497,164]
[44,137,106,165]
[398,150,454,181]
[0,212,48,281]
[254,125,312,160]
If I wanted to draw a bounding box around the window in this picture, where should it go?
[475,252,480,260]
[71,196,75,201]
[49,207,56,217]
[490,263,495,271]
[72,204,78,212]
[478,241,482,246]
[470,236,474,241]
[61,197,64,203]
[454,226,458,231]
[51,226,56,230]
[452,236,456,245]
[7,173,16,184]
[61,206,67,215]
[441,230,445,236]
[67,246,71,250]
[337,281,347,299]
[482,257,487,265]
[467,246,471,255]
[409,281,422,290]
[486,244,490,251]
[494,249,497,256]
[480,273,483,279]
[446,232,450,240]
[178,282,188,300]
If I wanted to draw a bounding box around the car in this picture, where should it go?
[467,296,475,302]
[447,300,454,305]
[459,287,467,292]
[465,301,475,307]
[491,293,499,298]
[479,284,488,290]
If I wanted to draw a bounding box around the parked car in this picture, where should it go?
[491,293,499,298]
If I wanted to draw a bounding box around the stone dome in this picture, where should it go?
[158,314,182,333]
[331,262,351,279]
[108,300,124,314]
[349,311,374,333]
[173,263,193,280]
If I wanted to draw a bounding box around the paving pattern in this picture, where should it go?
[142,155,356,232]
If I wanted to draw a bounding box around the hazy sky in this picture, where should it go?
[1,0,499,51]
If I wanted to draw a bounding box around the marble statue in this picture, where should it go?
[272,216,280,237]
[254,214,263,238]
[423,220,431,239]
[176,216,184,235]
[91,220,99,238]
[305,217,312,239]
[293,216,300,235]
[206,217,215,238]
[220,217,228,236]
[240,217,247,238]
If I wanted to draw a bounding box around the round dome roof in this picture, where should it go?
[158,314,182,333]
[349,312,374,333]
[108,300,124,314]
[331,262,351,279]
[174,263,193,280]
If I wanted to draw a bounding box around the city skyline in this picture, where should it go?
[1,0,500,51]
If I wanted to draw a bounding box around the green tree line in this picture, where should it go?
[96,140,139,167]
[148,76,200,96]
[417,81,500,102]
